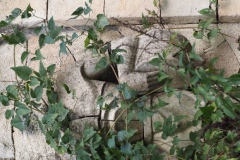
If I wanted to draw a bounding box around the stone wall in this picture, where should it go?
[0,0,240,159]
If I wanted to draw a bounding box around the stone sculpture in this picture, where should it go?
[56,29,199,152]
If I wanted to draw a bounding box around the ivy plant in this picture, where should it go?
[0,0,240,160]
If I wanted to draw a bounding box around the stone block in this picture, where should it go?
[48,0,104,26]
[69,117,99,138]
[219,0,240,22]
[165,24,225,55]
[0,82,15,159]
[0,43,24,82]
[202,41,240,77]
[218,23,240,63]
[105,0,158,25]
[0,0,46,27]
[152,91,198,152]
[14,128,56,160]
[27,31,90,73]
[101,120,143,142]
[160,0,215,24]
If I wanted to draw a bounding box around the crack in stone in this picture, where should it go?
[11,126,15,159]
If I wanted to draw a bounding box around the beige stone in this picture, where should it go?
[101,120,143,142]
[152,91,199,153]
[14,128,56,160]
[218,23,240,63]
[219,0,240,22]
[70,117,99,138]
[105,0,158,25]
[165,24,225,56]
[0,0,46,27]
[27,31,90,73]
[0,82,15,159]
[160,0,215,24]
[0,43,24,81]
[48,0,104,26]
[202,41,240,77]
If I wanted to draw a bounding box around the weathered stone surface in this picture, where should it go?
[165,24,225,55]
[105,0,158,25]
[70,117,99,138]
[48,0,104,26]
[218,23,240,63]
[152,91,199,152]
[219,0,240,22]
[0,82,15,159]
[111,29,190,92]
[144,99,152,144]
[0,44,24,81]
[160,0,215,24]
[56,62,104,118]
[0,108,14,160]
[101,121,143,142]
[13,117,56,160]
[202,41,240,77]
[0,0,46,26]
[28,31,90,73]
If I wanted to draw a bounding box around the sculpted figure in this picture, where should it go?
[56,29,198,152]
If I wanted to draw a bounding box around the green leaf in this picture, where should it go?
[42,113,58,126]
[48,17,55,30]
[39,34,46,48]
[11,66,32,81]
[95,57,108,71]
[151,98,169,109]
[84,2,92,15]
[194,110,203,120]
[62,129,76,145]
[21,4,33,19]
[34,25,43,35]
[34,86,43,101]
[2,31,26,44]
[6,85,18,100]
[1,8,22,27]
[50,26,62,39]
[157,72,169,82]
[84,37,90,48]
[190,52,203,61]
[59,41,68,55]
[21,51,29,63]
[137,109,154,123]
[193,31,203,39]
[44,36,55,44]
[30,76,40,86]
[125,110,135,124]
[117,130,127,141]
[38,119,46,134]
[108,136,115,148]
[15,101,31,116]
[0,21,9,28]
[94,14,109,31]
[120,142,132,155]
[0,95,9,106]
[199,8,213,15]
[5,109,14,119]
[71,7,84,19]
[87,28,98,40]
[31,49,45,61]
[47,64,56,76]
[11,115,25,131]
[39,61,47,77]
[62,83,71,94]
[207,29,219,39]
[72,32,78,40]
[154,121,162,131]
[142,13,151,28]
